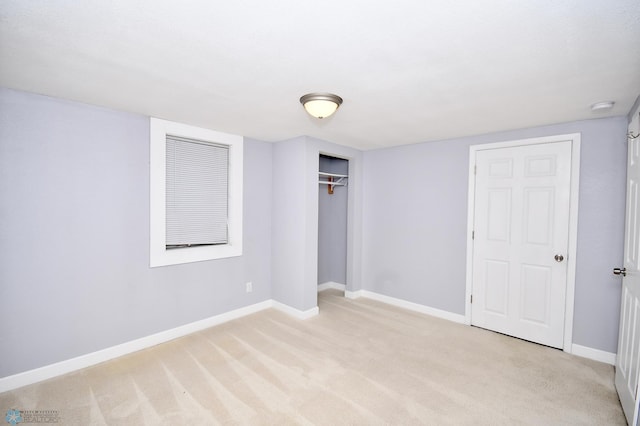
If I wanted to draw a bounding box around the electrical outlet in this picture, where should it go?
[245,282,253,293]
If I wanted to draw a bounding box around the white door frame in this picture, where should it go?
[464,133,581,352]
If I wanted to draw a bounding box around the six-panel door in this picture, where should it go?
[471,141,572,349]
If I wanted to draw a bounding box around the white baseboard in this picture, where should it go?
[272,301,319,320]
[345,289,363,299]
[317,281,346,292]
[1,294,614,393]
[350,290,616,366]
[346,289,465,324]
[571,344,616,365]
[0,298,319,392]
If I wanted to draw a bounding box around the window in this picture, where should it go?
[165,136,229,248]
[150,118,243,267]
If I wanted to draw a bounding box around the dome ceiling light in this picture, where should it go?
[300,93,343,119]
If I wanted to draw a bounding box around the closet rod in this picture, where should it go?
[318,181,346,186]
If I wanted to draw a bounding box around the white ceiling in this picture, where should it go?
[1,1,639,150]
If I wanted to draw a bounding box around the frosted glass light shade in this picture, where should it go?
[300,93,343,119]
[303,99,339,118]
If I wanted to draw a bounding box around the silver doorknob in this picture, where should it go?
[614,267,627,277]
[554,254,564,262]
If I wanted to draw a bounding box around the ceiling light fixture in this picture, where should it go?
[300,93,343,119]
[590,101,615,112]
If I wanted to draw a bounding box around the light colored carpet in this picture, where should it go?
[0,289,625,425]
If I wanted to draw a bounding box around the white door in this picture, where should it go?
[471,141,572,348]
[615,110,640,425]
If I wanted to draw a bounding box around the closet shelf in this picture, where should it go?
[319,172,348,178]
[319,171,348,193]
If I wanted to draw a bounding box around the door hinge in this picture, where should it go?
[472,230,475,240]
[470,295,473,304]
[474,165,477,175]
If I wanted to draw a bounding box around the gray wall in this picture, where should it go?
[271,137,310,311]
[0,88,273,377]
[0,85,627,379]
[318,155,348,285]
[362,116,628,353]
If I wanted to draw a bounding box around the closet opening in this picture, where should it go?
[318,154,349,296]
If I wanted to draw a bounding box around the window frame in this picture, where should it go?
[150,117,243,267]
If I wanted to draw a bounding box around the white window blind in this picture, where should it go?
[165,135,229,248]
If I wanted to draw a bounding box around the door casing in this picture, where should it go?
[464,133,581,352]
